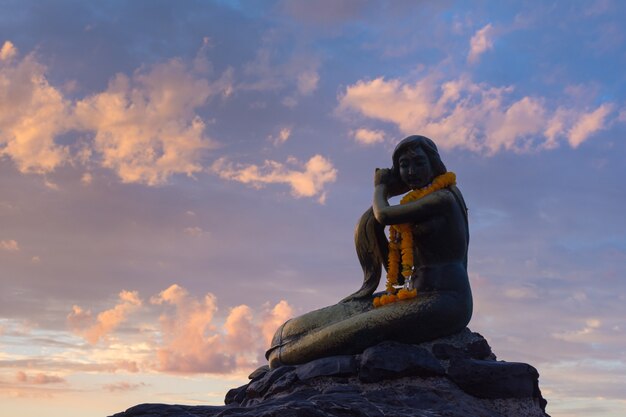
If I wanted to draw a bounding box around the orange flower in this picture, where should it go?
[397,288,418,300]
[374,172,457,308]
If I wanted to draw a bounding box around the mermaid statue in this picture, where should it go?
[266,135,473,368]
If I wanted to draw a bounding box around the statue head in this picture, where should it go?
[392,135,447,189]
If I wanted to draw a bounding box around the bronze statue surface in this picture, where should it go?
[266,135,473,368]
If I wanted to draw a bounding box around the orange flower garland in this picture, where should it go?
[373,171,457,308]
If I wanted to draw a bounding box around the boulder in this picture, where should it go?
[110,328,549,417]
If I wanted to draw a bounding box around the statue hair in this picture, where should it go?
[391,135,447,178]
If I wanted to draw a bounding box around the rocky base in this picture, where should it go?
[111,328,549,417]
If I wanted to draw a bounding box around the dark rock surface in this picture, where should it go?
[110,328,549,417]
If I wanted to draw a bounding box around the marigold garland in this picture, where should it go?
[373,171,457,308]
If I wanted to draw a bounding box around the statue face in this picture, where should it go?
[398,147,433,189]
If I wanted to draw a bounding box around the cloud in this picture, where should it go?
[80,172,93,185]
[297,71,319,95]
[15,371,65,385]
[567,104,613,148]
[0,239,19,251]
[183,226,204,237]
[211,154,337,203]
[1,41,332,203]
[260,300,294,347]
[0,42,230,186]
[281,0,370,24]
[102,381,147,392]
[0,45,71,173]
[0,41,17,61]
[338,73,618,153]
[268,127,292,146]
[74,59,218,185]
[240,32,320,104]
[151,284,293,373]
[67,290,142,344]
[468,23,495,63]
[552,318,604,343]
[352,128,385,145]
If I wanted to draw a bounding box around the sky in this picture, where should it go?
[1,1,625,416]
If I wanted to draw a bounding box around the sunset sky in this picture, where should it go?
[1,1,626,416]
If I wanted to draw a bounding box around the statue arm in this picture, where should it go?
[373,185,448,226]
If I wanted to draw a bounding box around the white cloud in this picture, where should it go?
[212,154,337,203]
[352,128,385,145]
[468,23,495,63]
[0,239,19,251]
[338,72,617,153]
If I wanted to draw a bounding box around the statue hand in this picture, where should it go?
[375,168,408,197]
[374,168,393,186]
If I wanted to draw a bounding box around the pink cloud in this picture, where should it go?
[268,127,292,146]
[0,41,17,61]
[67,290,142,344]
[212,154,337,203]
[0,42,230,186]
[567,103,614,148]
[15,371,65,385]
[74,59,219,185]
[0,239,19,251]
[260,300,294,347]
[0,45,71,174]
[58,286,294,375]
[151,284,292,374]
[468,23,495,63]
[297,71,319,95]
[102,381,147,392]
[338,72,618,153]
[352,128,385,145]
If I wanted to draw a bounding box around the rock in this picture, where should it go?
[248,365,270,380]
[109,327,549,417]
[431,342,464,360]
[465,338,494,360]
[447,358,539,399]
[358,341,445,382]
[263,370,299,398]
[295,355,356,381]
[246,366,295,399]
[224,384,247,405]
